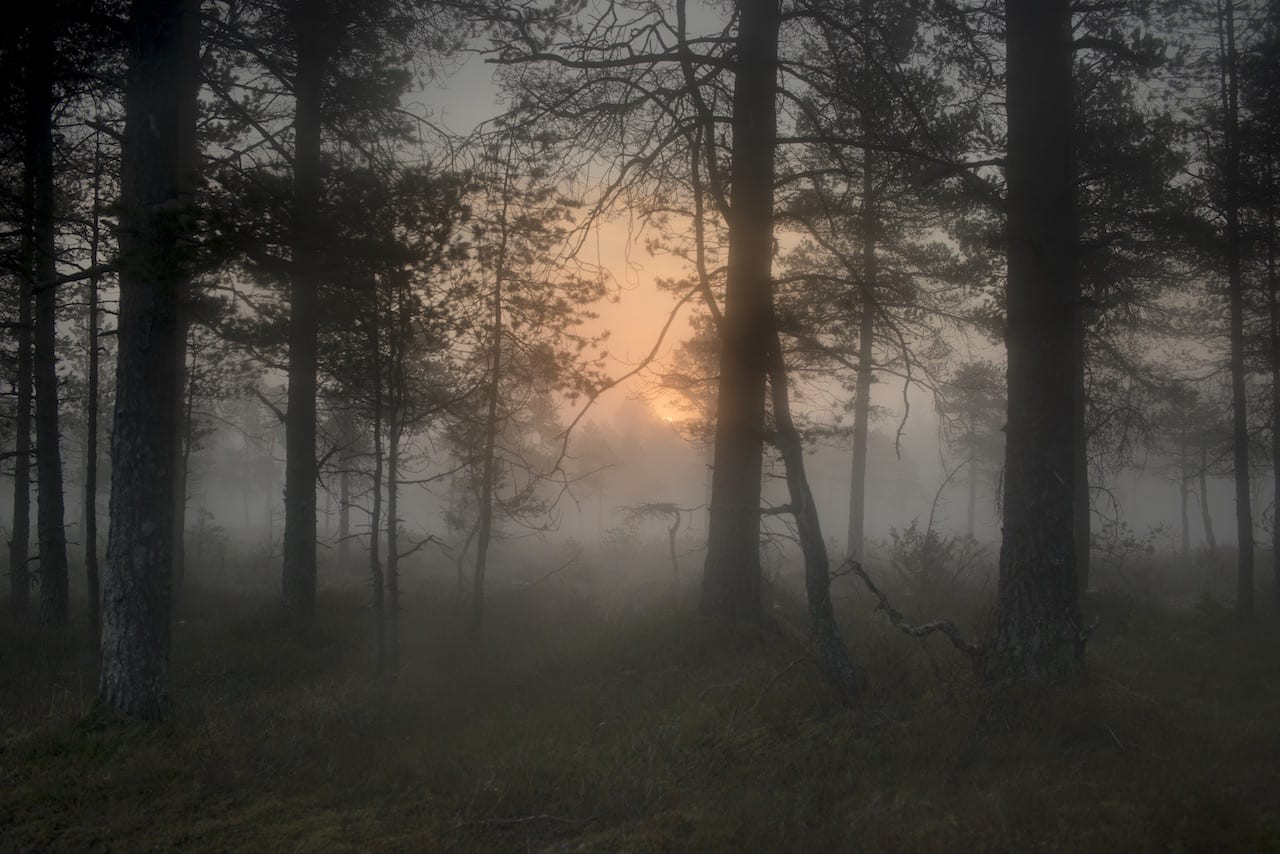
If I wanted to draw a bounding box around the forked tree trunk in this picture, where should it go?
[1219,0,1254,619]
[983,0,1085,685]
[100,0,199,721]
[701,0,779,620]
[28,20,70,629]
[282,3,330,621]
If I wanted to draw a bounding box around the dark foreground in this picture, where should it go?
[2,573,1279,852]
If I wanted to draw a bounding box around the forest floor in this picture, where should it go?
[2,566,1280,852]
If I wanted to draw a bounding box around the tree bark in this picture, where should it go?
[100,0,199,721]
[701,0,779,620]
[172,322,192,604]
[85,136,104,640]
[1219,0,1253,619]
[983,0,1085,684]
[9,93,34,621]
[281,2,329,620]
[846,145,877,562]
[1073,367,1090,594]
[1267,182,1278,607]
[768,327,864,704]
[28,20,70,629]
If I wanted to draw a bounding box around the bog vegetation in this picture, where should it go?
[3,0,1280,849]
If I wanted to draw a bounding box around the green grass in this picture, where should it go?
[3,575,1280,852]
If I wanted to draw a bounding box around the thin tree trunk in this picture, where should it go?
[1179,418,1191,560]
[85,135,103,639]
[846,144,877,562]
[471,261,502,635]
[1200,442,1218,554]
[1074,369,1090,595]
[100,0,199,721]
[281,3,329,620]
[472,140,516,635]
[28,22,70,629]
[984,0,1085,684]
[1219,0,1253,618]
[385,294,407,676]
[172,324,192,604]
[368,305,385,676]
[768,327,863,704]
[966,424,978,539]
[702,0,779,620]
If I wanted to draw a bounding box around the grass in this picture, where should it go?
[3,564,1280,852]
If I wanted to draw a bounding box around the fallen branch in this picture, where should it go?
[844,559,983,658]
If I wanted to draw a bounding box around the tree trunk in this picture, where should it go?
[1179,417,1191,560]
[1219,0,1253,619]
[846,145,876,562]
[966,427,978,539]
[768,327,863,704]
[28,23,70,629]
[85,136,104,639]
[1073,368,1090,595]
[100,0,199,721]
[471,252,503,635]
[281,3,329,621]
[701,0,779,620]
[368,304,385,676]
[1199,442,1217,554]
[9,97,34,621]
[172,323,192,604]
[983,0,1085,685]
[1267,183,1278,608]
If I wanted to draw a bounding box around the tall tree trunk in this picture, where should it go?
[84,136,103,639]
[368,307,385,676]
[385,296,406,675]
[1200,442,1218,554]
[28,22,70,629]
[1219,0,1253,619]
[9,96,34,621]
[984,0,1084,684]
[1073,368,1090,594]
[966,420,978,539]
[1267,183,1278,608]
[471,249,503,634]
[100,0,199,721]
[281,3,329,620]
[701,0,779,620]
[846,145,877,562]
[172,323,192,604]
[472,140,516,635]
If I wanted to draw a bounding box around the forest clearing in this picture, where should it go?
[4,546,1280,852]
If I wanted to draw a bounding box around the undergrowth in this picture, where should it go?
[2,572,1279,852]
